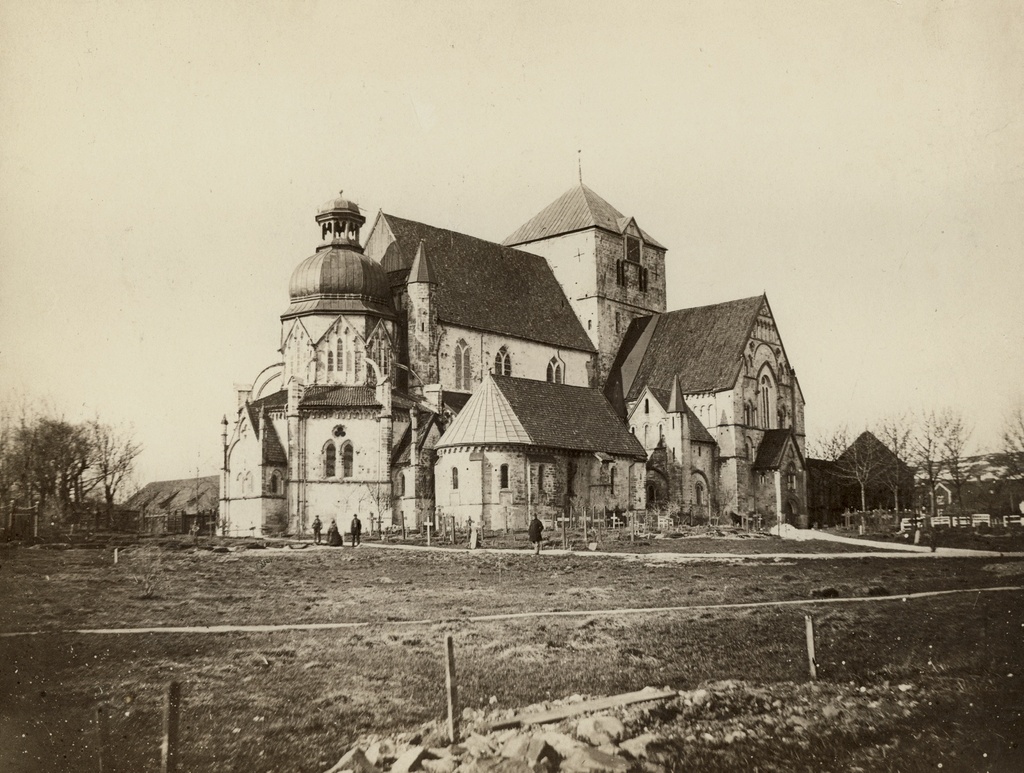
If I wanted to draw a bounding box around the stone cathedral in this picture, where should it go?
[219,184,807,537]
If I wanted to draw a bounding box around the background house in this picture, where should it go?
[125,476,220,535]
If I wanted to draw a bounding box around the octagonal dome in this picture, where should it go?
[283,246,395,320]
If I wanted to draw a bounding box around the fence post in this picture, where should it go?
[805,616,817,681]
[444,634,459,744]
[161,681,181,773]
[95,705,111,772]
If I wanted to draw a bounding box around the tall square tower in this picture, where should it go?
[504,184,666,386]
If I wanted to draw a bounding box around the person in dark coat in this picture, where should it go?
[326,519,343,547]
[312,516,323,545]
[528,515,544,556]
[350,514,362,546]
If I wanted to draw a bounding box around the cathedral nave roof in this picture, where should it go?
[372,214,594,353]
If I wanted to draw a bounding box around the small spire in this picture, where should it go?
[409,239,436,284]
[577,149,582,184]
[667,375,684,413]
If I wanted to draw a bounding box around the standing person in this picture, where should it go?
[312,516,322,545]
[350,514,362,546]
[189,520,199,545]
[327,518,343,547]
[529,515,544,556]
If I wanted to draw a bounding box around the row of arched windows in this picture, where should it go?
[323,442,354,479]
[451,462,618,497]
[233,470,283,495]
[453,340,565,390]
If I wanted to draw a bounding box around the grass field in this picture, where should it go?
[2,540,1022,772]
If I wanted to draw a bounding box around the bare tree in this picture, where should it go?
[938,409,973,514]
[912,409,945,518]
[89,420,143,517]
[1001,403,1024,481]
[818,426,885,512]
[876,413,914,513]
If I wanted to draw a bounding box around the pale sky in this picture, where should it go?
[1,0,1021,485]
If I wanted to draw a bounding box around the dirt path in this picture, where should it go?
[2,584,1020,639]
[314,539,1024,561]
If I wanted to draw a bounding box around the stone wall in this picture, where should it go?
[436,324,593,392]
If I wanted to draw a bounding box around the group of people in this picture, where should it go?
[310,513,546,555]
[311,515,362,547]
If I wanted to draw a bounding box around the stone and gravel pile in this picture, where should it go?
[322,679,924,773]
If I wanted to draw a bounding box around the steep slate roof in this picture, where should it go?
[242,402,287,465]
[391,413,440,466]
[126,476,220,514]
[376,214,594,352]
[503,184,664,249]
[611,295,765,404]
[647,387,717,445]
[753,429,804,471]
[437,375,646,459]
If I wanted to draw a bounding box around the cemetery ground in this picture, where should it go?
[1,537,1022,772]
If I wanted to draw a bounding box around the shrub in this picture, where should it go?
[123,545,164,599]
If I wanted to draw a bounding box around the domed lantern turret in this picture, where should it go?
[281,189,395,321]
[316,190,365,249]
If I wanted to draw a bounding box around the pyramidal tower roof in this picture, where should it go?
[503,183,664,249]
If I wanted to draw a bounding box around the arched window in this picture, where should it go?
[455,340,471,390]
[269,471,281,494]
[341,443,354,478]
[537,464,545,493]
[786,463,797,491]
[324,444,336,477]
[500,464,509,489]
[493,347,511,377]
[395,471,405,497]
[336,339,344,373]
[644,398,650,414]
[746,438,754,462]
[451,467,459,490]
[610,466,617,496]
[327,350,334,372]
[354,345,363,384]
[759,371,775,429]
[695,480,706,506]
[546,356,563,384]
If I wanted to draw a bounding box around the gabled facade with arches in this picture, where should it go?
[607,295,807,526]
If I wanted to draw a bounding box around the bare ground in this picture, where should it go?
[1,541,1022,772]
